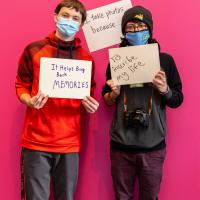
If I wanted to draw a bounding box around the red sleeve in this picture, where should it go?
[15,47,33,98]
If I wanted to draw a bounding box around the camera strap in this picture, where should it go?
[123,85,153,115]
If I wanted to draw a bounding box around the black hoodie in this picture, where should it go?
[102,40,183,152]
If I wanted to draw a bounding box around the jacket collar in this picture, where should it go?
[46,32,81,50]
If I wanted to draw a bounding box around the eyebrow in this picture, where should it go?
[61,11,80,18]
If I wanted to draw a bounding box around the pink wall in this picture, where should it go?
[0,0,199,199]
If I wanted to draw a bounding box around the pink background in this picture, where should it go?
[0,0,199,199]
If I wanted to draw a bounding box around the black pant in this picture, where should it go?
[22,148,79,200]
[110,148,166,200]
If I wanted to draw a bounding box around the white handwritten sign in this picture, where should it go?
[109,43,160,85]
[82,0,132,52]
[39,57,92,99]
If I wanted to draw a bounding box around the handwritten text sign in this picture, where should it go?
[109,43,160,85]
[82,0,132,52]
[39,57,92,99]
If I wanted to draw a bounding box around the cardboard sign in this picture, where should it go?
[82,0,132,52]
[109,43,160,85]
[39,57,92,99]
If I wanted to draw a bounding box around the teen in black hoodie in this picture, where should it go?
[102,6,183,200]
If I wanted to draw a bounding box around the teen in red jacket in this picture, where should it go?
[16,1,99,199]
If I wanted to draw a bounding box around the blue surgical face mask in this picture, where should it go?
[56,17,80,37]
[125,30,150,46]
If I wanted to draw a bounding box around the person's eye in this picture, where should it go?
[73,17,80,21]
[127,25,133,28]
[62,14,70,18]
[139,24,146,28]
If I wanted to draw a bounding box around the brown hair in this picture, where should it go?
[55,0,87,23]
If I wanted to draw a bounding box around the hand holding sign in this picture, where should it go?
[82,96,99,113]
[20,91,49,110]
[106,79,121,96]
[153,70,168,93]
[28,91,49,109]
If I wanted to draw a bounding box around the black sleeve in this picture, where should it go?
[160,53,184,108]
[101,63,112,96]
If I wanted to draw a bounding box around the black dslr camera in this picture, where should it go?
[124,108,149,128]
